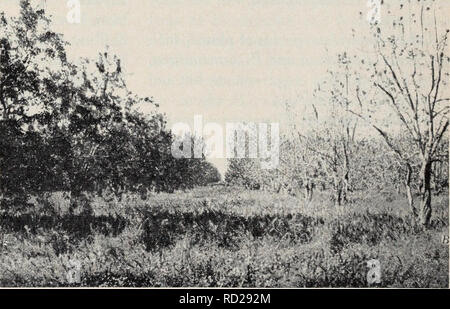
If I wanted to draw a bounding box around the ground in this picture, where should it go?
[0,186,448,287]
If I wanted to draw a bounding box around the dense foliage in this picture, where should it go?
[0,1,220,213]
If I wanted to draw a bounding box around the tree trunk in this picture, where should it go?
[342,147,350,203]
[342,171,349,203]
[69,192,79,215]
[432,161,443,195]
[304,180,314,202]
[334,187,342,206]
[419,160,432,227]
[0,92,9,120]
[333,179,342,206]
[405,163,417,219]
[69,179,91,215]
[309,182,314,202]
[69,185,82,215]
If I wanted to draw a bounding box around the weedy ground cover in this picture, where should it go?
[0,187,448,287]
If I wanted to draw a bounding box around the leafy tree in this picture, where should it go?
[0,0,68,207]
[1,1,221,214]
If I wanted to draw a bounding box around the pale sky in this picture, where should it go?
[1,0,371,120]
[2,0,449,175]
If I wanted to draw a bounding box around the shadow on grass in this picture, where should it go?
[140,209,325,251]
[0,213,127,239]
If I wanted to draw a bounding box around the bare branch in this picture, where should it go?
[431,120,449,155]
[375,83,417,144]
[347,109,404,161]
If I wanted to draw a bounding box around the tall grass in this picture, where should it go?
[0,187,448,287]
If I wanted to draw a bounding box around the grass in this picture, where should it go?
[0,186,448,287]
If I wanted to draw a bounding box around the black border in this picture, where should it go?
[0,288,448,307]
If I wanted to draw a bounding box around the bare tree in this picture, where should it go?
[294,53,359,206]
[349,0,449,226]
